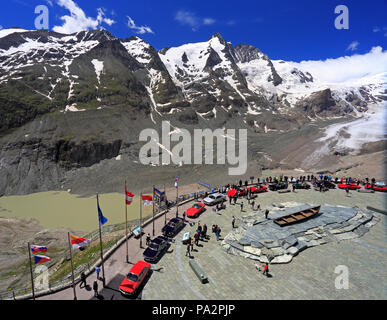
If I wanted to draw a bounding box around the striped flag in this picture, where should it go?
[70,235,91,250]
[125,184,134,205]
[142,195,153,206]
[31,245,48,254]
[34,255,51,265]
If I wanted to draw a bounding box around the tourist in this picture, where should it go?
[93,280,99,297]
[292,184,296,192]
[185,242,191,257]
[215,226,221,241]
[194,232,200,246]
[212,224,216,233]
[95,266,100,280]
[202,224,207,240]
[262,263,269,277]
[80,272,87,288]
[229,196,232,204]
[198,222,202,234]
[345,187,350,197]
[146,233,151,246]
[251,200,255,210]
[182,211,186,222]
[265,209,269,219]
[240,201,244,212]
[234,196,237,204]
[232,216,235,228]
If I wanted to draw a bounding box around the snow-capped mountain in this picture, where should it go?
[0,28,385,196]
[0,28,385,134]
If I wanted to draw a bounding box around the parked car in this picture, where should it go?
[338,183,361,190]
[248,185,268,193]
[119,260,151,296]
[364,183,387,192]
[143,236,169,263]
[315,180,336,189]
[161,217,185,237]
[185,202,205,218]
[268,183,288,191]
[203,193,227,206]
[293,183,311,190]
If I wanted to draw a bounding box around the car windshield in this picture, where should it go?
[149,243,159,250]
[193,204,201,209]
[126,273,138,282]
[209,195,215,199]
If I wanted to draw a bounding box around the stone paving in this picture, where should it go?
[142,189,387,300]
[37,188,386,300]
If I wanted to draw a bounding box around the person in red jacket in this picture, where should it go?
[263,263,269,276]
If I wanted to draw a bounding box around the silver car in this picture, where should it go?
[203,193,226,206]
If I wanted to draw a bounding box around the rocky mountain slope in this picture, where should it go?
[0,28,385,195]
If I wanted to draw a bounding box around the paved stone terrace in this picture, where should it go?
[38,188,386,300]
[142,189,387,300]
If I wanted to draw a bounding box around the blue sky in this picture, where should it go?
[0,0,386,61]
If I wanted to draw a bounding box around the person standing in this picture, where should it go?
[182,211,186,222]
[93,280,99,297]
[146,233,151,246]
[292,184,296,192]
[345,187,350,197]
[194,232,199,246]
[264,209,269,219]
[95,266,100,280]
[232,216,235,229]
[185,242,191,257]
[202,224,207,240]
[262,263,269,277]
[80,272,87,288]
[240,201,244,212]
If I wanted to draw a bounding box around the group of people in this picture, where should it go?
[79,266,101,298]
[185,222,209,258]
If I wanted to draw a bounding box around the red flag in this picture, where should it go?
[125,184,134,205]
[141,195,153,206]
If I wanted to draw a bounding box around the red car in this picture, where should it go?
[248,185,268,193]
[185,202,205,218]
[338,183,361,190]
[238,189,247,196]
[119,260,151,295]
[364,184,387,192]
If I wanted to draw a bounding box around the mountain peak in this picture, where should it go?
[209,32,227,45]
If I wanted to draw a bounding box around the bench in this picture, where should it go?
[189,260,208,284]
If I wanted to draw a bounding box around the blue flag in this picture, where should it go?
[98,200,108,227]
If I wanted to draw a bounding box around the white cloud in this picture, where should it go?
[203,18,216,25]
[127,16,154,34]
[46,0,53,6]
[175,10,216,31]
[52,0,115,34]
[346,41,359,51]
[0,26,3,30]
[290,46,387,84]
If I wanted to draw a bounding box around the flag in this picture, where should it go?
[125,184,134,205]
[142,195,153,206]
[70,235,91,250]
[97,198,108,227]
[174,177,178,188]
[153,187,165,202]
[34,255,51,265]
[31,245,48,254]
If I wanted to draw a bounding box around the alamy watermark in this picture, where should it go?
[334,265,349,290]
[139,121,247,175]
[334,5,349,30]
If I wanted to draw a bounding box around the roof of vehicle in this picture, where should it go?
[129,260,150,275]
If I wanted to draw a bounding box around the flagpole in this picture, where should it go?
[164,184,167,224]
[97,194,106,287]
[140,192,143,248]
[67,232,77,300]
[27,242,35,300]
[125,181,129,263]
[176,179,179,217]
[152,185,155,236]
